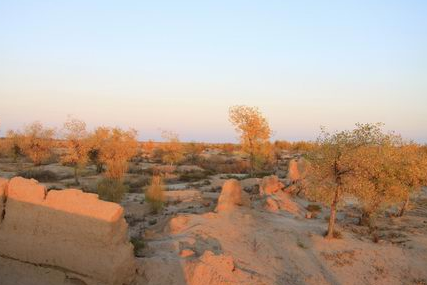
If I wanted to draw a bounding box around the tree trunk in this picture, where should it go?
[397,195,410,217]
[96,163,103,174]
[74,166,80,185]
[326,187,341,239]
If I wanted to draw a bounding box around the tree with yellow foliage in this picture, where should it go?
[61,117,89,185]
[1,130,23,162]
[98,128,139,180]
[229,105,272,176]
[395,144,427,216]
[87,127,110,173]
[160,131,184,166]
[20,122,55,165]
[307,123,390,238]
[141,140,156,160]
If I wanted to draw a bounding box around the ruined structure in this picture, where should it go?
[0,177,136,285]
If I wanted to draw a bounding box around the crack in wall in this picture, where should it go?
[0,185,7,225]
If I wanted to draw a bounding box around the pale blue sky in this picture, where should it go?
[0,1,426,142]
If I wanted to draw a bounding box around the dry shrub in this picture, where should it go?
[89,127,138,180]
[196,155,250,174]
[145,175,165,213]
[96,178,128,202]
[17,169,58,182]
[20,122,55,165]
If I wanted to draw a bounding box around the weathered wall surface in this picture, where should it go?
[0,177,136,285]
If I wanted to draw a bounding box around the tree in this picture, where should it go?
[229,105,272,176]
[185,141,204,164]
[20,122,55,165]
[160,131,184,166]
[3,130,23,162]
[87,127,110,173]
[98,128,138,180]
[306,123,388,238]
[350,133,405,226]
[61,117,89,185]
[141,140,156,160]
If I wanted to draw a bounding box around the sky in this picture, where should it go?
[0,0,426,143]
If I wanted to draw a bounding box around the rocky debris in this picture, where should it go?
[185,251,239,285]
[180,249,196,258]
[216,179,250,212]
[0,177,136,285]
[263,192,303,215]
[259,175,284,196]
[264,196,280,212]
[165,190,202,203]
[177,165,205,173]
[168,215,191,234]
[240,178,260,193]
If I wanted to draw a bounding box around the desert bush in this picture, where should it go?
[184,141,205,164]
[126,176,151,192]
[20,122,55,165]
[145,175,165,213]
[229,105,272,175]
[127,164,145,174]
[130,237,145,256]
[179,170,210,182]
[141,140,156,159]
[60,116,89,185]
[306,204,322,212]
[159,131,185,165]
[17,169,58,182]
[96,178,128,202]
[2,130,23,161]
[196,155,250,174]
[96,128,139,180]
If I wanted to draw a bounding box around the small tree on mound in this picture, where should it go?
[145,175,165,213]
[229,105,272,176]
[21,122,55,165]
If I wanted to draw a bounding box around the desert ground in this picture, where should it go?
[0,146,426,285]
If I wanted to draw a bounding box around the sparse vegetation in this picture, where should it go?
[159,131,185,166]
[17,169,59,182]
[145,175,165,213]
[96,178,128,202]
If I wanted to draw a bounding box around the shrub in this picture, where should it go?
[145,175,165,213]
[130,237,145,257]
[179,171,210,182]
[17,169,58,182]
[126,176,151,193]
[96,178,128,203]
[306,204,322,212]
